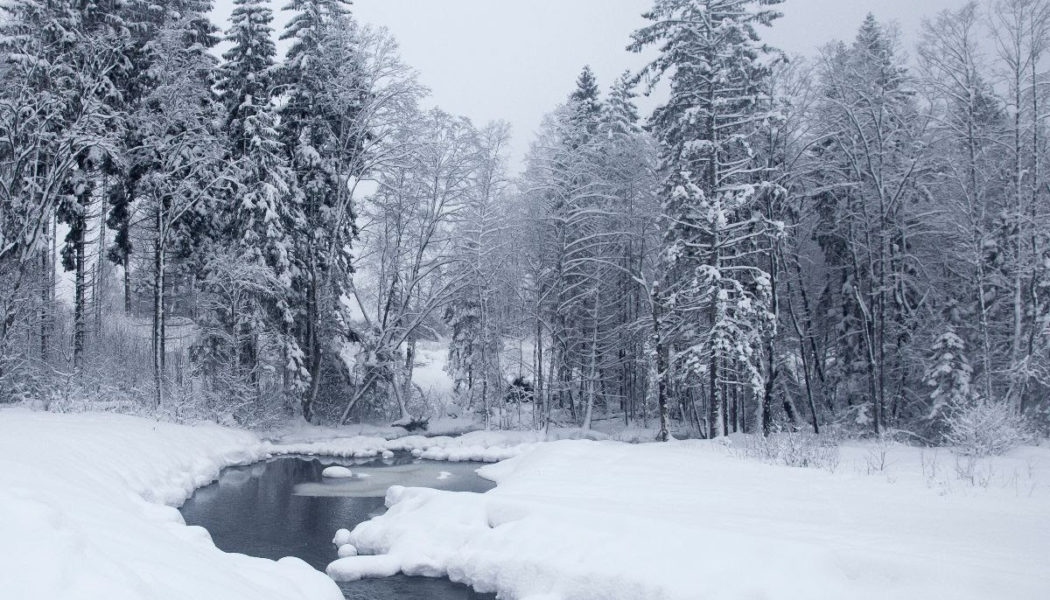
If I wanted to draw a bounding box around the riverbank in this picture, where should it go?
[4,408,1048,600]
[335,437,1050,600]
[0,408,571,599]
[0,409,344,600]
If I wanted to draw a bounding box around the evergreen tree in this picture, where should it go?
[279,0,365,421]
[811,15,928,433]
[631,0,786,437]
[197,0,302,409]
[131,6,230,407]
[0,0,121,381]
[924,324,974,421]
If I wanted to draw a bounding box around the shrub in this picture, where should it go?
[943,398,1030,457]
[736,432,839,471]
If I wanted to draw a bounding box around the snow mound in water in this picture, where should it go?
[337,543,358,558]
[322,466,353,478]
[332,528,352,546]
[326,554,401,581]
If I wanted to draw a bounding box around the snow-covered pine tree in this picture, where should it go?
[596,72,660,429]
[51,1,129,372]
[531,67,609,427]
[0,0,121,387]
[918,3,1013,411]
[279,0,367,421]
[199,0,304,413]
[631,0,786,438]
[444,122,513,426]
[924,324,974,421]
[989,0,1050,416]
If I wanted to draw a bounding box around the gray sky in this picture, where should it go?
[210,0,976,167]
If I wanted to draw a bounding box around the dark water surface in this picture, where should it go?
[178,454,495,599]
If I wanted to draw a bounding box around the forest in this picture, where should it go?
[1,0,1047,452]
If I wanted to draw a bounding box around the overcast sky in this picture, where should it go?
[210,0,977,168]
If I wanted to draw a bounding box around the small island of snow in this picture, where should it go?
[322,466,354,479]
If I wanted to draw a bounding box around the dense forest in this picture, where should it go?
[0,0,1046,449]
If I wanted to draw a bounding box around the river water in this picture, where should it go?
[179,453,495,599]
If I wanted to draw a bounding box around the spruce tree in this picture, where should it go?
[201,0,302,408]
[279,0,364,421]
[631,0,785,437]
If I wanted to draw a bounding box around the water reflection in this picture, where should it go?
[179,455,494,599]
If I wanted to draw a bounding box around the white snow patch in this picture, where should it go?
[332,528,352,546]
[334,439,1050,600]
[326,554,401,582]
[322,466,353,478]
[0,409,341,600]
[267,429,546,463]
[337,543,358,558]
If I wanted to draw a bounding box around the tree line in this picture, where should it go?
[0,0,1046,444]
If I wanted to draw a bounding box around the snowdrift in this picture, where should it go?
[333,439,1050,600]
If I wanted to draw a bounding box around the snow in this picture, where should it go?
[332,529,353,546]
[9,406,1045,600]
[409,339,456,403]
[294,460,491,498]
[0,409,342,600]
[321,465,354,478]
[327,554,402,582]
[265,429,545,462]
[332,439,1050,600]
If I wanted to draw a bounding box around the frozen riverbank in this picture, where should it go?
[4,408,1047,600]
[334,438,1050,600]
[0,409,341,600]
[0,408,556,599]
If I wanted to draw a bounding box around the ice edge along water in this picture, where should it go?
[0,409,534,600]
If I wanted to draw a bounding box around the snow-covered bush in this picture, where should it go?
[943,398,1031,457]
[736,432,839,471]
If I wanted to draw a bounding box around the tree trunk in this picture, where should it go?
[303,260,321,423]
[652,286,669,441]
[72,216,86,372]
[40,216,50,363]
[152,241,165,409]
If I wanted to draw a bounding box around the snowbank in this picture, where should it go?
[266,429,546,462]
[332,439,1050,600]
[0,409,341,600]
[0,408,566,599]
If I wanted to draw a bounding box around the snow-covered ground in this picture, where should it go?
[5,407,1048,600]
[0,409,341,600]
[0,408,539,599]
[333,438,1050,600]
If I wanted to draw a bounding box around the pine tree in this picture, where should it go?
[811,15,928,434]
[0,0,120,382]
[924,324,974,421]
[201,0,302,408]
[631,0,785,437]
[279,0,365,421]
